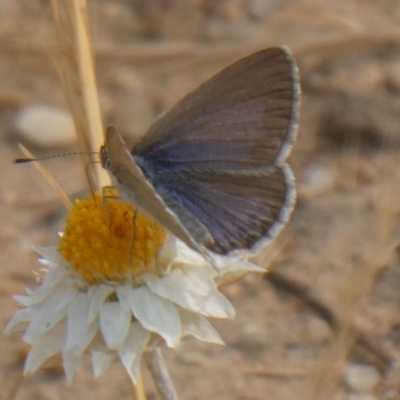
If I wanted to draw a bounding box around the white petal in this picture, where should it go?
[87,284,114,324]
[118,322,149,383]
[157,234,178,266]
[40,264,71,284]
[65,292,91,351]
[146,266,217,313]
[13,294,34,307]
[91,349,115,378]
[99,301,131,349]
[24,322,65,376]
[25,287,34,295]
[128,286,180,347]
[174,239,264,276]
[197,289,235,319]
[115,284,133,312]
[174,240,205,265]
[33,245,64,265]
[178,308,224,345]
[63,319,98,382]
[23,290,75,344]
[26,268,70,306]
[4,308,33,334]
[213,257,265,277]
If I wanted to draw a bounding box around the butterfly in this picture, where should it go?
[100,46,300,261]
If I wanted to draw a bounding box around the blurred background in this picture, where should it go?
[1,1,400,399]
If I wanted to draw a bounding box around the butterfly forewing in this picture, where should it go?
[133,47,299,174]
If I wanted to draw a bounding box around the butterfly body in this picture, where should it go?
[101,46,300,259]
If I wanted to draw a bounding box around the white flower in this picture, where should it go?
[5,235,262,383]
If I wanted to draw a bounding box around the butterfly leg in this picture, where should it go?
[100,185,121,228]
[127,208,138,265]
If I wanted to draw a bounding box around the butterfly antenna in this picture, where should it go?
[14,150,99,164]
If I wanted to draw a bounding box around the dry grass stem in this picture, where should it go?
[17,144,72,209]
[245,367,308,379]
[50,0,110,192]
[131,369,147,400]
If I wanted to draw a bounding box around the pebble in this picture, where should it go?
[15,104,76,147]
[299,163,335,199]
[344,363,380,393]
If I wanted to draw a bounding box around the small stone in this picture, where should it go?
[299,163,334,199]
[15,104,76,148]
[344,363,380,393]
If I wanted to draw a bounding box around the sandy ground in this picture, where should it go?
[1,1,400,399]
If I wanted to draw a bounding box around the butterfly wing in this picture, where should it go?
[131,47,299,255]
[133,47,299,175]
[150,165,295,255]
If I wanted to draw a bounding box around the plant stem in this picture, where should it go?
[144,348,179,400]
[131,369,147,400]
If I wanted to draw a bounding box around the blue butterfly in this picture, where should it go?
[101,46,300,260]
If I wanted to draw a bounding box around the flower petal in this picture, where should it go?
[63,319,98,382]
[4,308,33,334]
[25,268,71,306]
[65,292,92,351]
[23,289,76,344]
[87,284,114,324]
[146,266,234,318]
[118,322,149,383]
[157,234,178,266]
[178,308,224,345]
[174,240,205,265]
[13,293,35,307]
[115,284,133,312]
[99,301,131,349]
[221,258,264,273]
[197,289,235,319]
[146,266,214,309]
[91,349,115,378]
[128,286,180,347]
[24,322,65,376]
[33,245,65,266]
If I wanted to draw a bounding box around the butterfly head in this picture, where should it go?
[100,145,111,170]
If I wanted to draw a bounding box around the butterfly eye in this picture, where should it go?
[100,145,110,170]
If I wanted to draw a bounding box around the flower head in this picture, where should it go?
[5,194,262,383]
[58,193,167,283]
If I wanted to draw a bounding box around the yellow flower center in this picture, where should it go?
[58,192,166,284]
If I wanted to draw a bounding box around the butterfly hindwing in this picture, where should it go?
[149,165,295,255]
